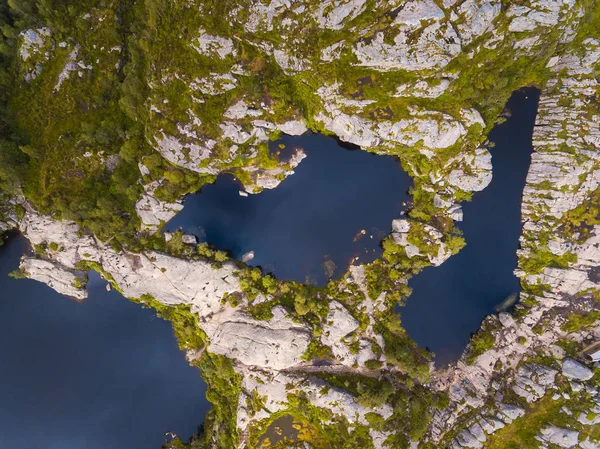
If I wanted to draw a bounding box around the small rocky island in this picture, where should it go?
[0,0,599,448]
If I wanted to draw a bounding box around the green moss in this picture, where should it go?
[466,321,498,365]
[364,359,382,370]
[8,267,27,279]
[133,294,207,350]
[33,242,47,254]
[520,249,577,275]
[71,273,88,289]
[562,311,600,333]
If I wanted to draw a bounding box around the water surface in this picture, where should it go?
[401,88,539,365]
[165,133,412,285]
[0,235,209,449]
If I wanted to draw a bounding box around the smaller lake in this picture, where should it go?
[165,133,412,286]
[0,235,210,449]
[401,88,540,365]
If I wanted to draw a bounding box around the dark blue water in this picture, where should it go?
[0,235,209,449]
[402,88,539,365]
[165,133,412,285]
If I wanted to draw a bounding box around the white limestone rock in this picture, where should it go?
[191,72,237,95]
[321,41,345,61]
[316,111,380,148]
[538,425,579,448]
[54,46,80,91]
[394,0,444,27]
[456,428,483,448]
[497,403,525,423]
[448,204,464,221]
[241,251,254,262]
[278,120,308,136]
[193,29,237,58]
[224,100,263,120]
[19,28,53,61]
[577,405,600,425]
[480,417,505,433]
[377,114,466,149]
[135,180,184,234]
[322,301,359,343]
[21,257,87,300]
[580,439,600,449]
[317,106,466,150]
[19,28,54,81]
[508,0,574,33]
[562,359,593,381]
[317,0,368,30]
[456,0,501,46]
[512,363,557,402]
[181,234,197,245]
[273,49,311,74]
[394,79,450,99]
[204,307,311,370]
[353,22,461,72]
[447,148,493,192]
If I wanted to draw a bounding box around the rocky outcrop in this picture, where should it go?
[135,180,184,233]
[391,218,453,265]
[21,257,87,300]
[18,210,311,371]
[192,29,237,59]
[203,306,310,370]
[236,366,393,442]
[512,363,558,402]
[315,85,476,151]
[538,425,579,448]
[16,208,397,445]
[562,359,593,381]
[19,28,53,81]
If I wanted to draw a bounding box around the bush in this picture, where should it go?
[466,324,497,365]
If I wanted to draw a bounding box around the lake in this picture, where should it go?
[401,88,540,365]
[0,235,210,449]
[165,133,412,286]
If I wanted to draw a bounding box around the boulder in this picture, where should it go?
[538,425,579,448]
[241,251,254,262]
[181,234,197,245]
[456,429,483,448]
[497,403,525,423]
[513,363,557,402]
[562,359,593,381]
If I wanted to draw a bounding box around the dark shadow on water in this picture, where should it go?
[400,88,540,366]
[0,235,209,449]
[165,133,412,286]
